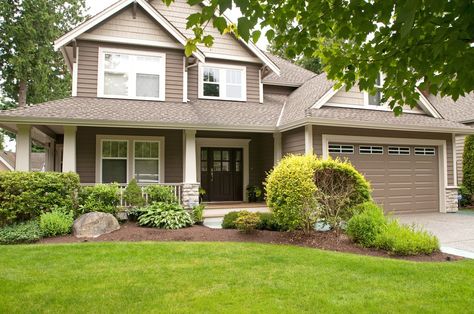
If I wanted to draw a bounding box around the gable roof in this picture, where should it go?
[263,54,316,87]
[427,93,474,124]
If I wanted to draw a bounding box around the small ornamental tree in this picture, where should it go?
[462,135,474,202]
[123,178,145,207]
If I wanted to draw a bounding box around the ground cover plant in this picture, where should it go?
[0,220,41,244]
[136,203,193,229]
[0,242,473,313]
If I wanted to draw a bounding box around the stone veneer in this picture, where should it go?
[182,183,200,209]
[445,187,459,213]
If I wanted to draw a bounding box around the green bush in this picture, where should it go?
[374,221,439,256]
[192,204,205,223]
[0,172,80,226]
[222,211,240,229]
[462,135,474,204]
[137,203,193,229]
[0,220,42,244]
[78,184,120,214]
[39,209,74,237]
[257,213,286,231]
[123,179,145,207]
[145,185,177,204]
[346,202,387,247]
[235,211,260,233]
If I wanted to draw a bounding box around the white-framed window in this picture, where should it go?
[364,73,383,107]
[359,145,384,154]
[97,135,165,184]
[329,144,354,154]
[198,63,247,101]
[134,141,160,183]
[101,140,128,184]
[414,147,436,156]
[388,146,411,155]
[97,48,166,101]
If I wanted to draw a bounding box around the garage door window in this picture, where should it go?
[359,146,383,154]
[414,147,436,156]
[329,144,354,154]
[388,146,410,155]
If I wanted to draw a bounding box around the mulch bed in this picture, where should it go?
[40,222,461,262]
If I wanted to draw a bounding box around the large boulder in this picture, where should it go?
[73,212,120,238]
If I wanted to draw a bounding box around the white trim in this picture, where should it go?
[206,52,261,63]
[78,33,183,49]
[184,130,197,183]
[258,68,263,104]
[196,137,250,202]
[97,47,166,101]
[71,46,79,97]
[417,89,442,118]
[311,86,342,109]
[95,134,165,184]
[54,0,205,62]
[276,101,287,127]
[198,62,247,101]
[452,133,458,186]
[321,134,448,213]
[304,125,313,155]
[0,156,14,171]
[262,81,302,88]
[323,102,425,115]
[62,125,77,172]
[182,57,188,103]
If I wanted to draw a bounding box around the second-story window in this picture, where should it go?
[98,48,166,101]
[199,63,246,101]
[365,73,383,107]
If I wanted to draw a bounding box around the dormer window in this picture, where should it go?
[98,48,166,101]
[198,63,246,101]
[365,73,383,107]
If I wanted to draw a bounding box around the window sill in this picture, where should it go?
[97,94,166,102]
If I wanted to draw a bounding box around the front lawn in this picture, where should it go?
[1,243,474,313]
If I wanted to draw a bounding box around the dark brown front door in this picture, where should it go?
[200,147,243,202]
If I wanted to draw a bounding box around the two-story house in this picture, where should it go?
[0,0,473,214]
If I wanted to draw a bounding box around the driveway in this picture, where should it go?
[396,212,474,258]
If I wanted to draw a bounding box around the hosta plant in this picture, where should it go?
[137,203,193,229]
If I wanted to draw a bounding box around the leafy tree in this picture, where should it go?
[268,39,322,74]
[462,135,474,201]
[178,0,474,114]
[0,0,86,108]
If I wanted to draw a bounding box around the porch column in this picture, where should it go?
[15,124,31,171]
[62,126,77,172]
[183,129,199,209]
[305,125,313,155]
[273,132,282,165]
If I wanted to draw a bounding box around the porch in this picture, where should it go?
[8,124,281,207]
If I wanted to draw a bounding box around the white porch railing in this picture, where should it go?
[80,183,183,206]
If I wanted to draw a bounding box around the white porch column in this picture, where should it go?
[15,124,31,171]
[273,132,282,165]
[305,125,313,155]
[184,129,197,183]
[62,126,77,172]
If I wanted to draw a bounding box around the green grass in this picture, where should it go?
[1,242,474,313]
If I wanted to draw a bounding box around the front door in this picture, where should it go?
[200,147,243,202]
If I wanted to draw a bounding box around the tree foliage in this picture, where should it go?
[0,0,86,107]
[177,0,474,114]
[462,135,474,198]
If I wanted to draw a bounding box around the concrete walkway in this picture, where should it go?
[396,212,474,257]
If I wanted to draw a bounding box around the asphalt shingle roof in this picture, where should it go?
[263,54,316,86]
[427,93,474,123]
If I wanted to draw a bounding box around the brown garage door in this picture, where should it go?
[329,143,439,213]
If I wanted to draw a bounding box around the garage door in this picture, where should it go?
[329,143,439,213]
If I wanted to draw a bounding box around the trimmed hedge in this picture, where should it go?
[145,185,177,204]
[78,184,120,214]
[0,172,80,226]
[346,202,386,247]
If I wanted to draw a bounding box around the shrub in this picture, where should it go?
[313,158,372,230]
[265,154,320,231]
[222,211,239,229]
[374,220,439,256]
[78,184,120,214]
[39,209,74,237]
[257,212,286,231]
[0,220,42,244]
[0,172,80,226]
[137,203,193,229]
[123,179,145,207]
[346,202,387,247]
[235,211,260,233]
[145,185,177,204]
[192,204,205,223]
[462,135,474,204]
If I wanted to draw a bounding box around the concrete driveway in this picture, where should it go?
[396,212,474,258]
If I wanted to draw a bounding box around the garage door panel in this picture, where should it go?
[330,143,439,213]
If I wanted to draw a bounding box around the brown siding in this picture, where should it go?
[76,127,183,183]
[312,126,455,185]
[282,127,305,156]
[456,135,466,185]
[188,59,261,103]
[76,40,184,102]
[263,84,296,96]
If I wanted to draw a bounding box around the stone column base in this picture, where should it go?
[445,187,459,213]
[182,183,200,209]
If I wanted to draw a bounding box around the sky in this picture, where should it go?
[85,0,268,49]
